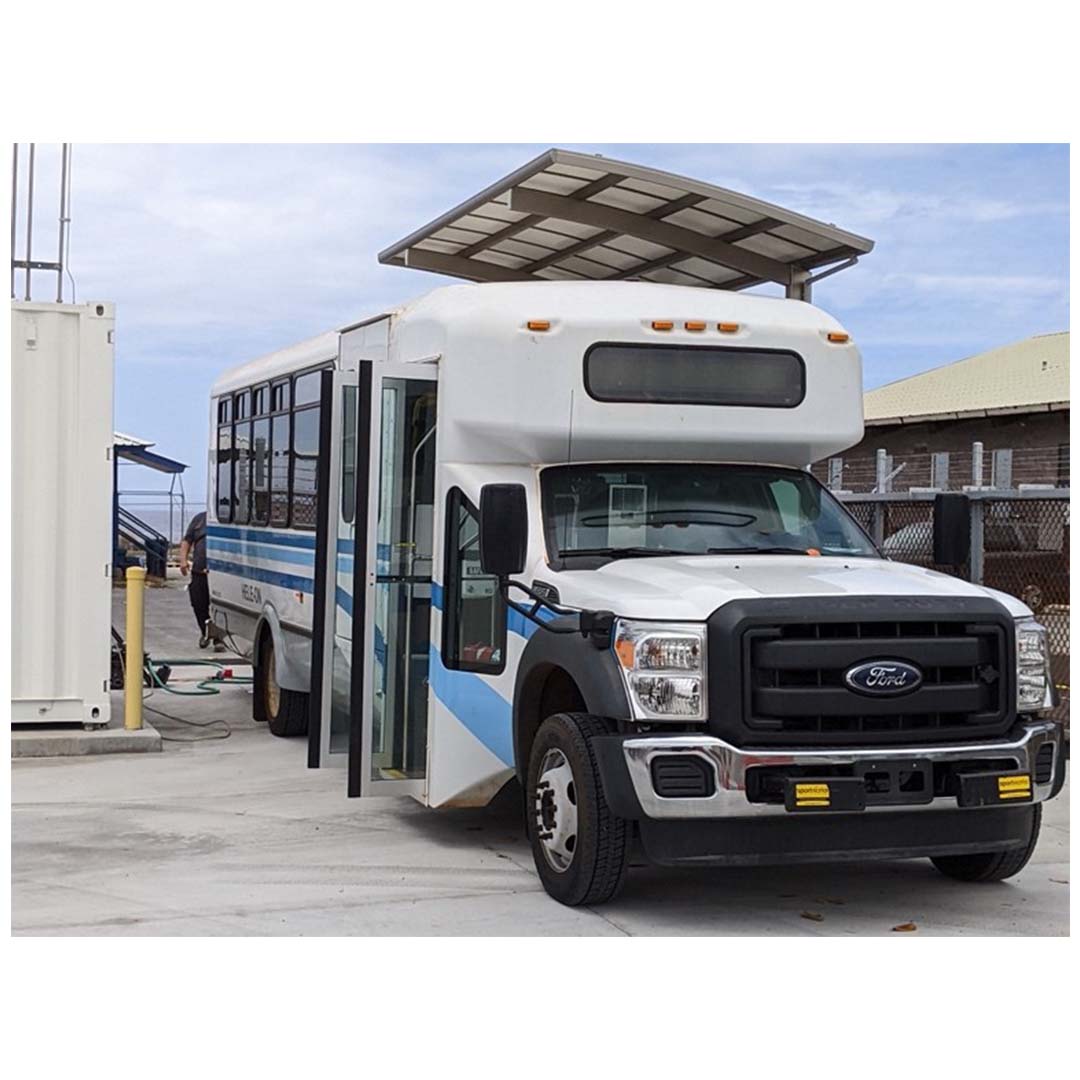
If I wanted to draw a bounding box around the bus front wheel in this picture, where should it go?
[526,713,631,906]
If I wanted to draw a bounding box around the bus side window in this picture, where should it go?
[442,488,506,674]
[234,417,252,525]
[270,413,290,526]
[291,395,320,529]
[216,422,233,523]
[252,416,270,525]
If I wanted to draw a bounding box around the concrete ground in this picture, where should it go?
[11,582,1070,936]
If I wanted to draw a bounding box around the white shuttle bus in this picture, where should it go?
[207,152,1064,906]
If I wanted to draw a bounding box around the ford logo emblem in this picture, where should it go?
[844,659,923,697]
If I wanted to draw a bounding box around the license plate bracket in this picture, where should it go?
[855,758,934,806]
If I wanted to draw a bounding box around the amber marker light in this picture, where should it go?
[614,638,636,669]
[827,332,850,343]
[718,322,740,333]
[526,320,550,332]
[652,320,674,331]
[685,320,707,332]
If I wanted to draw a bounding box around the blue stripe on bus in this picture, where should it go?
[428,647,514,766]
[431,581,553,639]
[208,558,315,594]
[208,525,317,550]
[209,527,386,560]
[334,588,387,667]
[208,539,316,567]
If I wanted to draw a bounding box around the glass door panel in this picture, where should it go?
[312,368,361,769]
[328,384,357,756]
[351,364,436,796]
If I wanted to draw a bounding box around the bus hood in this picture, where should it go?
[546,555,1030,622]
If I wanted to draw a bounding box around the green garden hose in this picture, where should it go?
[145,657,254,696]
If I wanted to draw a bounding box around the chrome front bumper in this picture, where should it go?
[622,720,1062,820]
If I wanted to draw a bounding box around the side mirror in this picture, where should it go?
[479,483,529,579]
[933,492,970,565]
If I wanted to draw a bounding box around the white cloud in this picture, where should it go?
[887,272,1064,295]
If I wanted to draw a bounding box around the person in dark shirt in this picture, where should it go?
[179,511,224,651]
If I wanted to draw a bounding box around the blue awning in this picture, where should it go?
[115,444,187,474]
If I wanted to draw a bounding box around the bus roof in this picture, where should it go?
[211,329,342,396]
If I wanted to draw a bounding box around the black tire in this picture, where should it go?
[255,632,309,737]
[930,804,1042,882]
[526,713,631,907]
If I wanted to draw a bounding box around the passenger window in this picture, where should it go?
[252,417,270,525]
[252,385,268,417]
[271,380,290,413]
[291,403,321,529]
[270,413,291,526]
[442,489,505,673]
[294,371,322,407]
[216,426,233,522]
[233,420,252,524]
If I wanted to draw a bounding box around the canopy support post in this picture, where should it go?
[786,270,812,302]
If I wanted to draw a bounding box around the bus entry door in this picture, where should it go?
[347,362,436,794]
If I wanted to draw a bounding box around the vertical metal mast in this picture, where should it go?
[10,142,72,302]
[56,143,71,302]
[24,143,35,301]
[9,144,17,299]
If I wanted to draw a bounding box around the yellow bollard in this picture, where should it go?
[124,565,147,730]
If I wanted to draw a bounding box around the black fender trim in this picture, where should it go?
[512,627,630,783]
[592,735,644,819]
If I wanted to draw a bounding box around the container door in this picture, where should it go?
[308,366,361,769]
[347,362,438,797]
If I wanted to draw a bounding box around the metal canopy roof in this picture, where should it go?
[379,149,874,296]
[113,432,187,474]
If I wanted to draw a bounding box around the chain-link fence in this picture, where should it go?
[841,490,1070,729]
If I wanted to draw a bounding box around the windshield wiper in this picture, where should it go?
[559,546,697,559]
[706,546,818,556]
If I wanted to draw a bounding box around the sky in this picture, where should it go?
[12,143,1070,504]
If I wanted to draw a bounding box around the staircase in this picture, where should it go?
[115,506,170,579]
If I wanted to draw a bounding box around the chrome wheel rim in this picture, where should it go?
[265,646,281,718]
[534,748,578,873]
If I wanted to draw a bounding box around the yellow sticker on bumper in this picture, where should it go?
[998,775,1032,799]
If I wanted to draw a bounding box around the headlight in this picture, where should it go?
[613,620,707,721]
[1015,617,1054,713]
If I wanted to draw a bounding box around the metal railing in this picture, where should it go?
[116,507,171,579]
[840,488,1070,728]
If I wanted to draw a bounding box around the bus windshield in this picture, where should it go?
[541,463,879,566]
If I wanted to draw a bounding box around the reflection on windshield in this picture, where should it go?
[541,463,879,564]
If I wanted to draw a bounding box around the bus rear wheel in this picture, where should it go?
[256,632,309,737]
[526,713,631,906]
